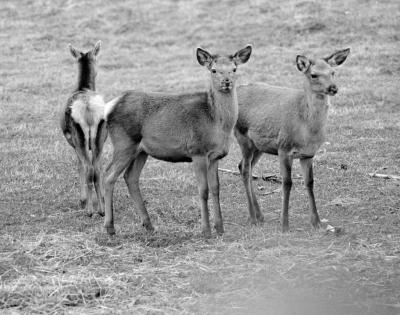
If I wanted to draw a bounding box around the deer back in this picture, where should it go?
[106,90,231,162]
[237,83,327,156]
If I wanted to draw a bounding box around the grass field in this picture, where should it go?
[1,0,399,314]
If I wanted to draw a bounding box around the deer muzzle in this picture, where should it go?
[220,79,233,91]
[327,84,338,95]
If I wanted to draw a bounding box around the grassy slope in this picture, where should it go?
[0,0,399,314]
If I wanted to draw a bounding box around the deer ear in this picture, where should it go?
[324,48,350,67]
[233,45,252,65]
[296,55,311,73]
[93,40,102,57]
[196,47,213,67]
[69,44,82,59]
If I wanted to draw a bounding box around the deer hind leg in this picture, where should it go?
[77,158,87,209]
[97,120,108,198]
[241,151,258,225]
[193,156,211,237]
[300,157,321,229]
[236,132,260,224]
[72,122,94,215]
[71,126,86,209]
[278,151,293,232]
[104,144,136,235]
[91,120,108,216]
[75,147,94,215]
[85,163,95,216]
[250,150,264,223]
[123,152,153,232]
[207,158,223,235]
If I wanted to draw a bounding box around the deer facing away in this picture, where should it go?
[103,45,252,236]
[235,48,350,232]
[60,41,108,216]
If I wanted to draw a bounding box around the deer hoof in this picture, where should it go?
[256,213,265,223]
[91,211,104,218]
[247,217,259,225]
[105,226,115,235]
[142,221,154,232]
[201,228,212,238]
[281,223,290,233]
[311,217,321,229]
[214,224,224,236]
[79,199,87,209]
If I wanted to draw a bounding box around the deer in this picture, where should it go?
[60,41,108,216]
[103,45,252,236]
[235,48,350,232]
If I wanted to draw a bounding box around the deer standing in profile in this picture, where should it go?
[235,48,350,232]
[60,41,108,216]
[103,45,252,236]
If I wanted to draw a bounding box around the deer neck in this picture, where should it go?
[77,61,96,91]
[303,81,329,131]
[208,84,238,130]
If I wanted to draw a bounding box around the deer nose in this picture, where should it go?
[328,85,338,95]
[221,78,232,88]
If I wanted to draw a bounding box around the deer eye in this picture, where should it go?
[211,69,216,73]
[311,74,318,79]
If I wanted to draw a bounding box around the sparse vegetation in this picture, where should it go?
[0,0,399,314]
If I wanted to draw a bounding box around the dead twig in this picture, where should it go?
[261,173,281,183]
[218,168,302,183]
[261,188,281,196]
[261,173,302,183]
[368,173,400,180]
[218,168,259,179]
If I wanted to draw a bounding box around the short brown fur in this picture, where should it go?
[60,41,107,216]
[103,45,252,236]
[235,48,350,231]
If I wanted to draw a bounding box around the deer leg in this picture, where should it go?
[97,120,108,197]
[208,159,223,235]
[74,143,94,215]
[92,161,104,216]
[240,150,259,225]
[193,156,211,237]
[278,151,293,232]
[236,131,262,224]
[104,148,135,235]
[91,148,102,216]
[300,157,321,229]
[77,158,87,209]
[71,124,88,210]
[123,152,153,232]
[250,150,264,223]
[92,121,107,216]
[85,163,95,216]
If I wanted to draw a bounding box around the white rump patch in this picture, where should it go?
[70,93,106,150]
[70,94,105,128]
[71,99,87,128]
[104,96,121,121]
[87,94,105,126]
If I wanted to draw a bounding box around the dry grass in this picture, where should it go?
[0,0,399,314]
